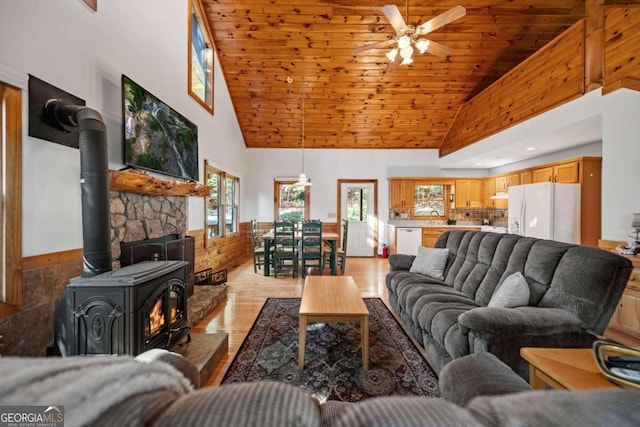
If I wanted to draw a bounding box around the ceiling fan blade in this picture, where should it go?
[352,39,395,54]
[423,39,453,58]
[381,5,407,33]
[416,5,466,35]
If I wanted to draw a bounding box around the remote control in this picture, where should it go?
[610,367,640,383]
[605,356,640,371]
[607,356,640,363]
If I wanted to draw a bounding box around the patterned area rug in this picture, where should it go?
[221,297,440,402]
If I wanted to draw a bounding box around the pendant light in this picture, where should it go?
[288,77,311,186]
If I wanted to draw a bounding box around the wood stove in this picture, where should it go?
[44,101,193,357]
[54,260,190,356]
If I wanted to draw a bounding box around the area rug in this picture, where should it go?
[221,297,439,402]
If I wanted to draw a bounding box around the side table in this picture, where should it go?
[520,347,618,390]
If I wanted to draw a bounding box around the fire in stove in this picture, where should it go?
[146,298,166,338]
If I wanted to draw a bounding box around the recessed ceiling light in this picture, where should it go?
[495,156,504,159]
[475,162,482,166]
[526,147,537,151]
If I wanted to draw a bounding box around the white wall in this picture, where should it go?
[0,0,246,256]
[243,148,484,246]
[601,89,640,242]
[489,141,602,175]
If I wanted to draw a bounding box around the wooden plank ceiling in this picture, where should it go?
[203,0,586,149]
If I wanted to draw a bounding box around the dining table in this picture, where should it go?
[261,231,340,276]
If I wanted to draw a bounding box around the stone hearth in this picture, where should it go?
[110,191,187,267]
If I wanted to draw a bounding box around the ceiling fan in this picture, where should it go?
[353,3,466,65]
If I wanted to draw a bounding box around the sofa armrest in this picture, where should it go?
[439,352,532,407]
[458,307,583,336]
[388,254,415,271]
[136,348,200,388]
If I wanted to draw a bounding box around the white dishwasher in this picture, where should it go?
[396,227,422,255]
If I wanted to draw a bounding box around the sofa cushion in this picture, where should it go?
[331,396,483,427]
[155,381,320,427]
[410,247,449,280]
[488,272,530,308]
[468,389,640,427]
[0,355,193,427]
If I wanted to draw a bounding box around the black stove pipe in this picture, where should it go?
[45,100,112,277]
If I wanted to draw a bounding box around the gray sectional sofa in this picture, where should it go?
[386,230,633,378]
[2,350,639,426]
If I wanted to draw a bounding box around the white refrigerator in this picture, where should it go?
[508,182,581,244]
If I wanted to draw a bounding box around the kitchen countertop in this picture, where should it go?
[388,220,508,228]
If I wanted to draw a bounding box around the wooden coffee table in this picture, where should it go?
[298,276,369,370]
[520,347,618,390]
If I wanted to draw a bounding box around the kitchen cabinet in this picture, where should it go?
[532,161,579,183]
[610,283,640,339]
[601,242,640,346]
[494,173,519,192]
[507,173,520,188]
[422,228,446,247]
[422,227,481,247]
[532,166,554,183]
[554,161,580,183]
[520,170,532,185]
[484,177,507,209]
[495,176,507,192]
[390,179,414,209]
[455,179,483,208]
[484,177,496,208]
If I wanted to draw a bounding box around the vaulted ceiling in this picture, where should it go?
[203,0,588,150]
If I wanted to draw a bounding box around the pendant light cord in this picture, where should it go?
[301,95,305,174]
[287,77,306,176]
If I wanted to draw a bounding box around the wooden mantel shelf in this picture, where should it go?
[109,169,211,197]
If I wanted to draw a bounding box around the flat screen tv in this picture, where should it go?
[122,75,199,182]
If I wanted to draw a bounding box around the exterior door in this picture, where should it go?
[341,182,375,257]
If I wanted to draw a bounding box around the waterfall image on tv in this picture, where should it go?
[122,75,198,181]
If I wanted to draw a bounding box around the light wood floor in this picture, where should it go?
[193,256,392,387]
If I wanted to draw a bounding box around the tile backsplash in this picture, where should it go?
[389,208,508,224]
[449,209,507,223]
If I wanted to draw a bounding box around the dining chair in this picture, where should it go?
[300,220,322,277]
[273,221,297,278]
[250,219,266,274]
[323,219,348,274]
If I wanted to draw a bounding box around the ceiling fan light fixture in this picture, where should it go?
[397,34,411,49]
[416,39,430,54]
[400,45,413,60]
[355,4,465,66]
[400,56,413,66]
[386,48,398,62]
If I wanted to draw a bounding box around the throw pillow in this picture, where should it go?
[409,247,449,280]
[488,272,530,308]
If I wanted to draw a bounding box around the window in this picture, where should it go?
[347,187,369,221]
[414,184,447,217]
[188,0,214,114]
[274,181,310,222]
[1,81,22,315]
[205,161,239,241]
